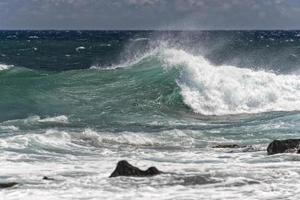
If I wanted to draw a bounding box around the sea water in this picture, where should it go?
[0,30,300,200]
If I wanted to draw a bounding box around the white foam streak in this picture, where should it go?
[37,115,69,124]
[0,63,13,71]
[0,115,69,128]
[0,125,19,131]
[19,115,69,124]
[77,128,195,148]
[161,48,300,115]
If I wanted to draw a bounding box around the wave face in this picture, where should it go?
[91,47,300,115]
[1,31,300,200]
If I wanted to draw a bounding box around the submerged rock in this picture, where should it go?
[213,144,245,148]
[110,160,162,178]
[42,176,55,181]
[0,182,18,188]
[176,175,217,186]
[213,144,256,153]
[267,139,300,155]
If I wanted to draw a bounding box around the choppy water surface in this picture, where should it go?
[0,31,300,200]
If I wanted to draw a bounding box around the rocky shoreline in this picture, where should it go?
[108,139,300,178]
[1,139,300,188]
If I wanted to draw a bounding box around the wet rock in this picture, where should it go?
[0,182,18,188]
[267,139,300,155]
[213,144,257,153]
[110,160,162,178]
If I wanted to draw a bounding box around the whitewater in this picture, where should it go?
[0,30,300,200]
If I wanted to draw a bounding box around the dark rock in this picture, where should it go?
[109,160,162,178]
[267,139,300,155]
[0,182,18,188]
[213,144,245,148]
[43,176,55,181]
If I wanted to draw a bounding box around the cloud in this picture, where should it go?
[127,0,160,6]
[0,0,300,29]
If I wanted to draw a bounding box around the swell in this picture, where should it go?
[0,55,184,124]
[1,47,300,123]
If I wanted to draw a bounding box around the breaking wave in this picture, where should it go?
[91,47,300,116]
[160,48,300,115]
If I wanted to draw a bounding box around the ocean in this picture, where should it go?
[0,30,300,199]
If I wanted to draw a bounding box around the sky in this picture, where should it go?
[1,0,300,30]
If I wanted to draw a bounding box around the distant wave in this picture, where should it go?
[130,37,149,42]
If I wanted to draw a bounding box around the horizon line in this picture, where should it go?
[1,29,300,32]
